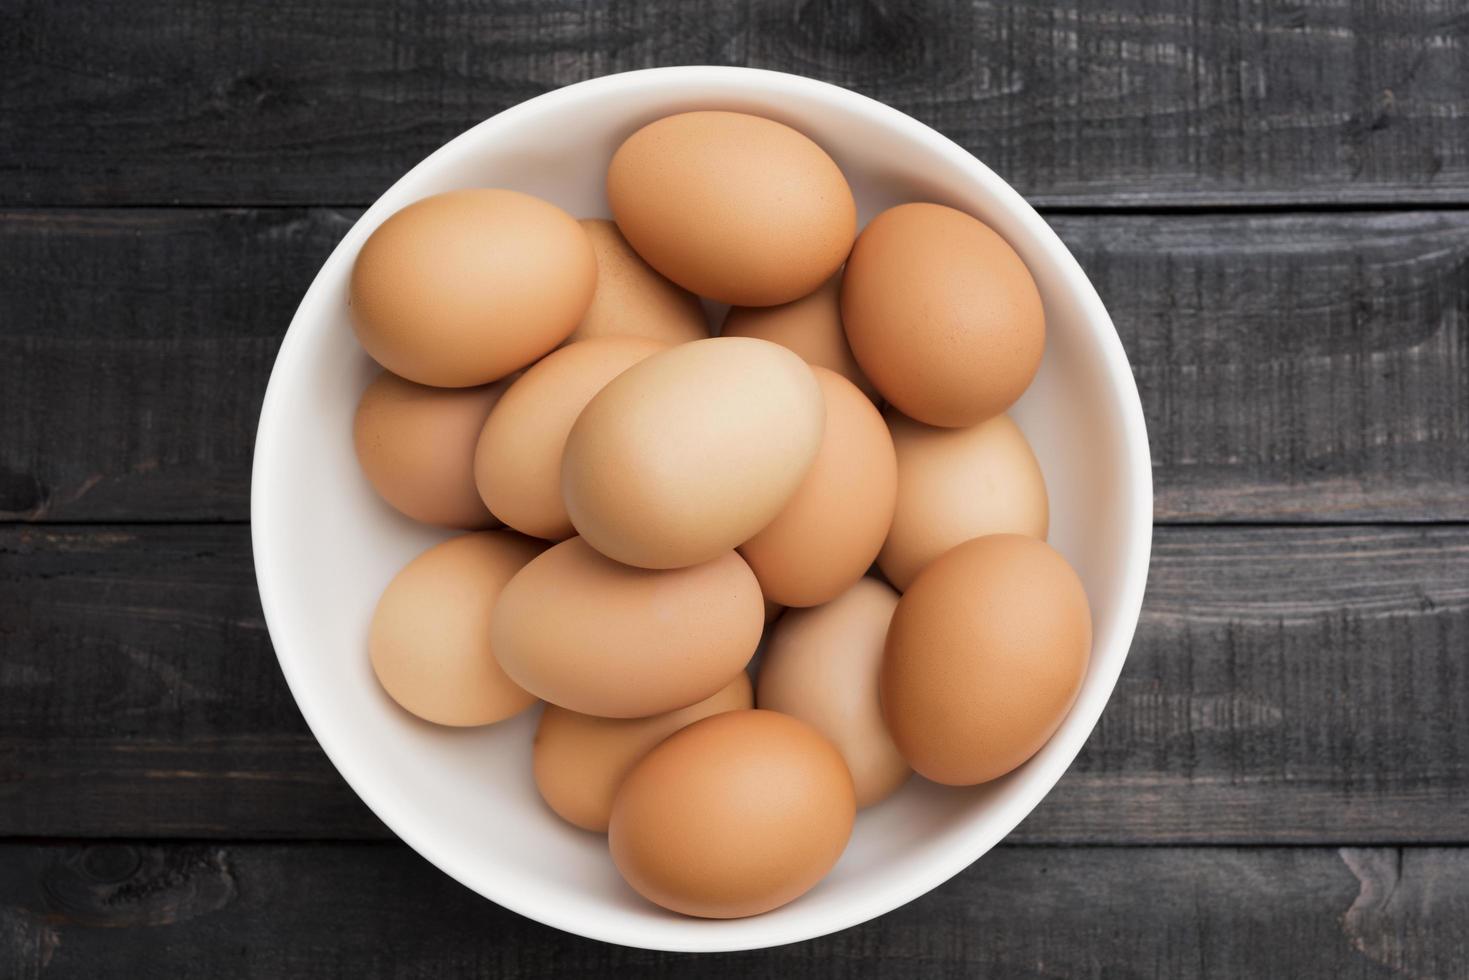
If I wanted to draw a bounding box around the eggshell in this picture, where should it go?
[368,532,543,726]
[738,368,896,607]
[533,673,753,832]
[881,535,1091,785]
[721,274,875,399]
[566,219,709,345]
[842,203,1044,427]
[474,336,667,540]
[609,710,855,918]
[350,189,597,387]
[758,578,910,807]
[607,111,856,306]
[562,337,825,569]
[880,412,1049,591]
[492,537,762,717]
[354,370,509,528]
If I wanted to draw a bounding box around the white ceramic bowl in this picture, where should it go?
[252,66,1152,952]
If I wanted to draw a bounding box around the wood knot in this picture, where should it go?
[41,845,236,928]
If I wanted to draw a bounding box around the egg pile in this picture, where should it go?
[351,111,1092,920]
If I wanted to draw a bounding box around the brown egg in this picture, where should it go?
[739,368,896,607]
[721,274,875,399]
[354,370,509,528]
[880,412,1048,591]
[763,598,784,626]
[369,532,543,726]
[881,535,1091,785]
[566,219,709,345]
[474,336,667,540]
[350,189,596,387]
[492,537,762,718]
[533,673,753,833]
[609,710,855,918]
[607,111,856,306]
[562,337,824,569]
[842,203,1044,427]
[758,578,910,807]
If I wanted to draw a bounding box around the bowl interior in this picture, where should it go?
[252,67,1151,952]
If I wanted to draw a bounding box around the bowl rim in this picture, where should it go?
[251,64,1153,953]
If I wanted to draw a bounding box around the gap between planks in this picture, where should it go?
[7,200,1469,216]
[3,519,1468,529]
[1,837,1462,850]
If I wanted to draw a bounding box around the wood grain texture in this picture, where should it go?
[6,3,1467,972]
[4,0,1469,207]
[1054,211,1469,522]
[0,209,349,521]
[2,524,1465,842]
[3,208,1466,522]
[2,842,1466,978]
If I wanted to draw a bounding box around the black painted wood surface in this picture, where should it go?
[4,843,1465,979]
[5,0,1469,207]
[3,523,1467,843]
[3,0,1467,975]
[4,209,1465,523]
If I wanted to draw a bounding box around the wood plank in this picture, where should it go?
[2,524,1465,843]
[1,842,1465,977]
[4,1,1469,207]
[1051,524,1469,844]
[0,209,350,521]
[1052,211,1469,522]
[3,208,1466,523]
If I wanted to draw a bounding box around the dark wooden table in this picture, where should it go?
[3,2,1467,976]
